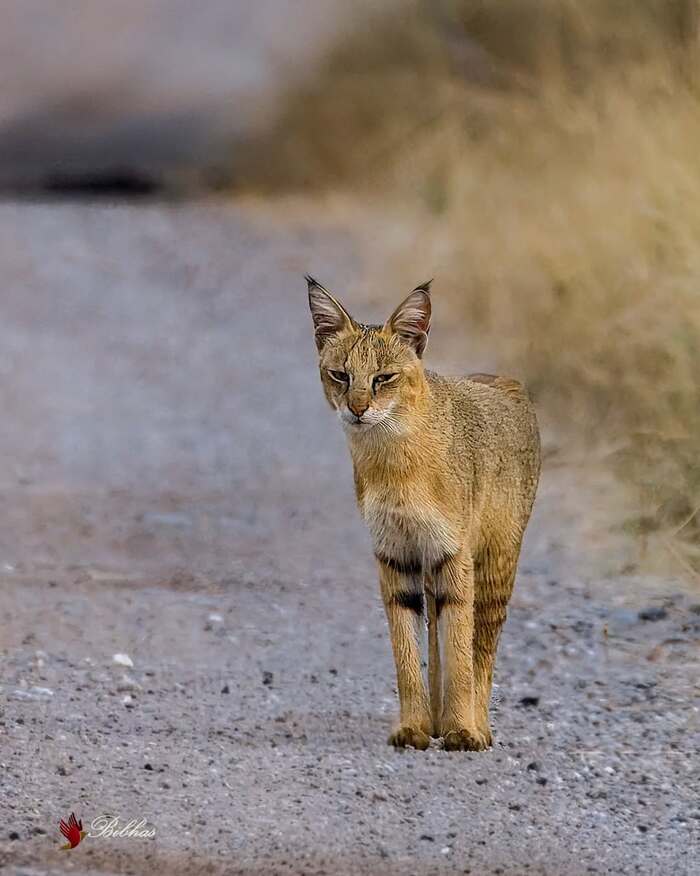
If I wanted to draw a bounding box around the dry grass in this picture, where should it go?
[413,94,700,571]
[241,0,700,575]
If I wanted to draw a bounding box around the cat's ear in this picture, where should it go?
[385,281,432,358]
[306,275,355,352]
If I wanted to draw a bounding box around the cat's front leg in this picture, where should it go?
[436,550,491,751]
[378,558,431,750]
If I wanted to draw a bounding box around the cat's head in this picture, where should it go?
[306,275,431,436]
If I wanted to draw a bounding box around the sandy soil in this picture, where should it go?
[0,199,697,876]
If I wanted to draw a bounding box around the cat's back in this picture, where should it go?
[426,368,536,428]
[426,369,540,504]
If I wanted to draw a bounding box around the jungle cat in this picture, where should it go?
[307,276,540,751]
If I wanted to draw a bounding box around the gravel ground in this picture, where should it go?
[0,200,698,876]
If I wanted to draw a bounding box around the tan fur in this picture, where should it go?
[307,277,540,751]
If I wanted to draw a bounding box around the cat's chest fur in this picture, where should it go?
[359,483,461,571]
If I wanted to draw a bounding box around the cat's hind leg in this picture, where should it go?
[436,550,490,751]
[472,543,519,746]
[425,584,442,737]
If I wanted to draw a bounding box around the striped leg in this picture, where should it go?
[472,546,518,746]
[378,559,431,749]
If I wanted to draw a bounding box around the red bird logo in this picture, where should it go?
[59,812,86,850]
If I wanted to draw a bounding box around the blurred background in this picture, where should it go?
[2,4,699,873]
[1,0,697,577]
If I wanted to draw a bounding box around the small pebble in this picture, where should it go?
[12,687,53,701]
[113,653,134,667]
[31,685,53,697]
[117,674,142,692]
[638,607,667,622]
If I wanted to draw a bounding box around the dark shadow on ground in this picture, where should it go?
[0,97,235,196]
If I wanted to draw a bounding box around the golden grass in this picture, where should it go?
[241,0,700,575]
[408,94,700,568]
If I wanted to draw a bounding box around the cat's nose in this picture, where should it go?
[348,400,369,419]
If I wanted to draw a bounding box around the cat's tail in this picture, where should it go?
[425,588,441,737]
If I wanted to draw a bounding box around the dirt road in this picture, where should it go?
[0,200,698,875]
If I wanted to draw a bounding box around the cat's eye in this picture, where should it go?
[328,369,350,384]
[373,373,399,391]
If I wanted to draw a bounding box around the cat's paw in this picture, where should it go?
[442,725,492,752]
[388,724,431,750]
[475,722,493,749]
